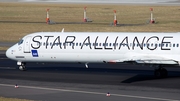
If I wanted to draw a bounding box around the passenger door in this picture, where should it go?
[23,36,31,53]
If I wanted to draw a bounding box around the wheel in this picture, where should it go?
[19,65,26,71]
[154,69,161,78]
[154,68,168,78]
[160,68,168,78]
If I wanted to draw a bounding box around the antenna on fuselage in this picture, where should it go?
[61,28,64,33]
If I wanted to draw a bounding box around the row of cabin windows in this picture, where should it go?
[38,42,180,47]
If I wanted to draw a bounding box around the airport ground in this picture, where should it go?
[1,53,180,101]
[1,1,180,101]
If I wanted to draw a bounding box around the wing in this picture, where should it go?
[135,59,177,64]
[108,55,179,65]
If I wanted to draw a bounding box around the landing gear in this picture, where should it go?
[154,66,168,78]
[17,62,26,71]
[85,63,89,68]
[19,65,26,71]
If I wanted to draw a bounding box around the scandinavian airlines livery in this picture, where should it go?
[6,31,180,78]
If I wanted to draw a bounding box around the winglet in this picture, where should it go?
[61,28,64,33]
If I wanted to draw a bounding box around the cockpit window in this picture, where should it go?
[18,39,24,45]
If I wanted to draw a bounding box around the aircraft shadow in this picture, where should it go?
[121,71,180,83]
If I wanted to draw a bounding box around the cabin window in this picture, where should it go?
[177,44,179,47]
[85,43,87,46]
[161,43,164,47]
[151,43,153,47]
[147,43,149,47]
[95,43,98,46]
[99,43,101,46]
[103,43,105,46]
[133,43,135,47]
[159,43,161,47]
[165,44,168,47]
[173,44,175,47]
[137,44,139,47]
[155,44,158,47]
[143,43,146,47]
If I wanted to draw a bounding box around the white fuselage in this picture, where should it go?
[6,32,180,65]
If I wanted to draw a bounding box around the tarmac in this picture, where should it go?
[0,53,180,101]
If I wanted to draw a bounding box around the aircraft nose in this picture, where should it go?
[6,47,15,59]
[6,48,11,59]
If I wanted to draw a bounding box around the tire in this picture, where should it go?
[19,65,26,71]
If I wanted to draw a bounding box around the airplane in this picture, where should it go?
[5,30,180,78]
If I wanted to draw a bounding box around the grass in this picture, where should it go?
[0,97,33,101]
[0,3,180,42]
[0,46,8,50]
